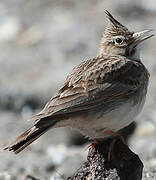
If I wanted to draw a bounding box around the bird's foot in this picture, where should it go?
[87,140,101,150]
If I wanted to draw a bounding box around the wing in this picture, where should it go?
[31,55,148,121]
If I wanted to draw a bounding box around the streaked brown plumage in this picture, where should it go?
[4,11,153,154]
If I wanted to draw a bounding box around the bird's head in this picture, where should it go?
[99,11,154,60]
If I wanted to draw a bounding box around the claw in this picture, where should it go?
[86,140,101,151]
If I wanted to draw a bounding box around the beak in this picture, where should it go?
[132,29,154,47]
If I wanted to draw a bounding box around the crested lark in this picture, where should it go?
[4,11,154,154]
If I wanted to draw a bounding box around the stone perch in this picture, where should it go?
[68,139,143,180]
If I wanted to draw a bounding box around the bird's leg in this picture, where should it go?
[106,130,125,143]
[105,130,125,161]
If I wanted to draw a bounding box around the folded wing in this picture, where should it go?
[32,55,146,121]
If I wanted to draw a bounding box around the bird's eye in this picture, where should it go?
[115,37,123,44]
[113,36,126,47]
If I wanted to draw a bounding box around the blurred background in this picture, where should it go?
[0,0,156,179]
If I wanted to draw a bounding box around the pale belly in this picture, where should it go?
[69,93,146,139]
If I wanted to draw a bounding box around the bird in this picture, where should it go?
[4,11,154,154]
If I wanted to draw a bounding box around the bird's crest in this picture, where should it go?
[104,10,132,36]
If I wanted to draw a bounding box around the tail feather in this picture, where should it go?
[3,125,51,154]
[3,117,58,154]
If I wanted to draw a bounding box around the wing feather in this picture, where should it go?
[30,55,148,121]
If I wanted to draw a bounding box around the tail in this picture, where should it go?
[4,118,57,154]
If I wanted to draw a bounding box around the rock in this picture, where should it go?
[68,139,143,180]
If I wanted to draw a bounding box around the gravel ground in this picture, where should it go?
[0,0,156,179]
